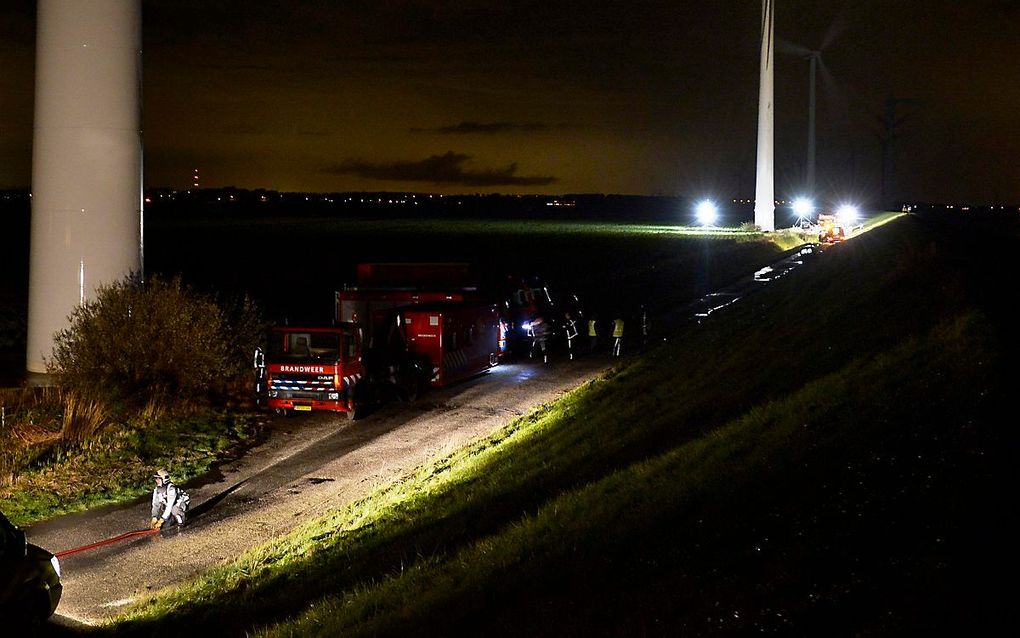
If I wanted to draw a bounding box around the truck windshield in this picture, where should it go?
[269,332,341,362]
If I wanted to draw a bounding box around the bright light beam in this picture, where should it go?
[696,200,719,226]
[837,204,859,224]
[792,197,815,220]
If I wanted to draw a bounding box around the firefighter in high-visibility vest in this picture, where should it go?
[564,312,579,361]
[528,317,551,363]
[588,315,599,353]
[612,316,625,357]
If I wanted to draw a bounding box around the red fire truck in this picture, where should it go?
[263,323,367,417]
[259,264,505,419]
[400,304,502,386]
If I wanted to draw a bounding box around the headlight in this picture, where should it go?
[328,392,339,400]
[51,555,61,578]
[268,390,278,398]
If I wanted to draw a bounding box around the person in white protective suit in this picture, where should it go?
[149,468,190,529]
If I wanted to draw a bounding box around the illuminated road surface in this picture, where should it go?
[28,241,821,627]
[29,356,616,625]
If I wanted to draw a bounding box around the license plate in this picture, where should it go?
[294,405,312,412]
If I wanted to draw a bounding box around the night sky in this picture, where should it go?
[1,1,1017,203]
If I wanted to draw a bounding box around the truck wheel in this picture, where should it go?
[347,384,367,420]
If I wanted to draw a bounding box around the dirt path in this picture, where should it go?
[28,357,615,625]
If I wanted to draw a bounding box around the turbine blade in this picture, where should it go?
[778,38,812,57]
[820,2,851,50]
[818,59,849,121]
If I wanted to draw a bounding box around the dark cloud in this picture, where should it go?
[326,151,557,187]
[410,121,558,135]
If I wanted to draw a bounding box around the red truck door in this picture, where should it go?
[402,305,499,386]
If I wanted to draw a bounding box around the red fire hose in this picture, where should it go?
[55,527,161,559]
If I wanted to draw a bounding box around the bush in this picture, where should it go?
[221,295,264,389]
[48,275,261,407]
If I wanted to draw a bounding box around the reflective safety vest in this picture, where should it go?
[612,319,624,338]
[588,320,597,337]
[565,319,578,340]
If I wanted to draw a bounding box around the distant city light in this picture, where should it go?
[695,199,718,226]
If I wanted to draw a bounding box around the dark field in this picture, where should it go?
[1,203,788,382]
[145,216,780,322]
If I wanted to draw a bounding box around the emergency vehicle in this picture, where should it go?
[502,275,558,356]
[401,304,502,386]
[817,213,846,244]
[259,264,505,418]
[262,323,367,418]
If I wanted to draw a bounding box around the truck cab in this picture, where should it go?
[264,324,365,418]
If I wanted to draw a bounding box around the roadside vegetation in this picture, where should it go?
[0,276,263,527]
[106,211,1015,635]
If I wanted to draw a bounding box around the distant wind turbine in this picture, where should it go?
[781,15,845,196]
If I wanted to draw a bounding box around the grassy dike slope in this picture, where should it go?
[110,213,1016,636]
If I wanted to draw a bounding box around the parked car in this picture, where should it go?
[0,511,62,624]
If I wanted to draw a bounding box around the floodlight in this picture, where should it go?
[695,200,718,226]
[792,197,814,219]
[836,204,859,224]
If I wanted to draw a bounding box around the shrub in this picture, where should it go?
[222,295,264,386]
[60,390,111,447]
[48,275,260,407]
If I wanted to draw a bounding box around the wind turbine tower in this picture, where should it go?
[754,0,776,232]
[26,0,143,375]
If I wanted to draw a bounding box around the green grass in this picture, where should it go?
[158,216,758,235]
[262,313,995,636]
[0,412,260,527]
[102,212,1016,635]
[161,212,899,239]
